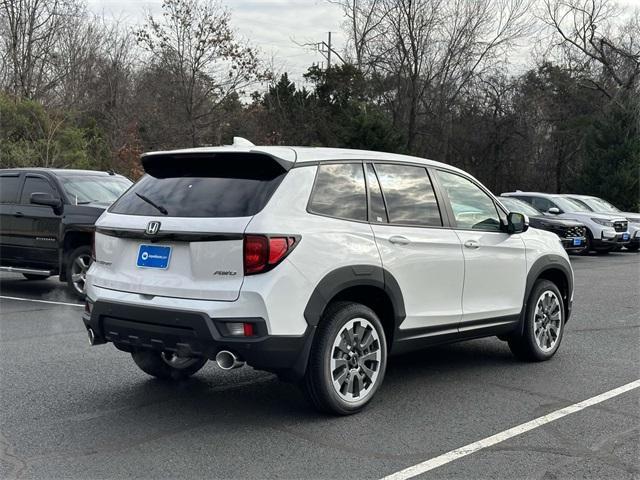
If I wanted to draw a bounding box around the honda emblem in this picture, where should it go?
[146,221,161,235]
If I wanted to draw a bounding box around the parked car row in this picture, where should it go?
[500,192,638,255]
[1,142,635,414]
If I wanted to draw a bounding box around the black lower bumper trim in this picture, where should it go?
[83,300,313,376]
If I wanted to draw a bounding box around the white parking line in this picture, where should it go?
[381,379,640,480]
[0,295,83,308]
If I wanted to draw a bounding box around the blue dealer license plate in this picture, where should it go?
[137,244,171,269]
[573,238,582,246]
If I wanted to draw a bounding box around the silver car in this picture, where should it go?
[563,195,640,252]
[502,192,630,253]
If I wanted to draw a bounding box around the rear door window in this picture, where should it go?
[110,154,287,217]
[0,175,21,204]
[20,176,58,204]
[308,163,367,221]
[375,164,442,226]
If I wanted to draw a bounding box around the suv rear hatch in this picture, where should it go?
[92,151,291,301]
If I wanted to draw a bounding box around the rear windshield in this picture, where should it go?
[109,154,287,217]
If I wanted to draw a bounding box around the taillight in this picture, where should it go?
[243,235,298,275]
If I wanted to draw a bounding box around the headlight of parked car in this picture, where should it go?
[591,218,614,227]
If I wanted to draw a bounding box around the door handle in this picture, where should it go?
[389,235,411,246]
[464,240,480,249]
[14,211,24,217]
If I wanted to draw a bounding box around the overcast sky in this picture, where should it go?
[87,0,639,86]
[87,0,346,85]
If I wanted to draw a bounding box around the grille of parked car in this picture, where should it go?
[614,221,628,232]
[563,226,586,238]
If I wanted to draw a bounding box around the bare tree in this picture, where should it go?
[330,0,391,73]
[335,0,534,155]
[541,0,640,102]
[135,0,267,146]
[0,0,82,100]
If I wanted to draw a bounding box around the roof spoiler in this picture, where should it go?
[140,151,295,177]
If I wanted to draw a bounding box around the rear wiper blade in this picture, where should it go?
[135,192,168,215]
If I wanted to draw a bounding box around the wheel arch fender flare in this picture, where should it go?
[520,254,574,334]
[302,265,406,330]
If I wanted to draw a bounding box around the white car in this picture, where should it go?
[502,192,630,254]
[84,139,574,414]
[563,194,640,252]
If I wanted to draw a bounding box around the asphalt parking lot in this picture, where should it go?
[1,252,639,480]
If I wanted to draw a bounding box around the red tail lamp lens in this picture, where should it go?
[244,235,269,274]
[268,237,289,264]
[244,235,297,275]
[243,323,254,336]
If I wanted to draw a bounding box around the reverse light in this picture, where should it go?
[226,322,255,337]
[243,235,298,275]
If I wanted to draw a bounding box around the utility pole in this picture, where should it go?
[304,32,344,70]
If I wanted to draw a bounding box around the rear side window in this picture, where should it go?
[20,176,58,204]
[308,163,367,221]
[110,154,287,217]
[0,175,21,203]
[375,164,442,226]
[365,164,388,223]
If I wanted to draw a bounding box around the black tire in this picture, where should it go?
[131,350,207,380]
[303,301,387,415]
[22,273,50,280]
[66,245,92,299]
[594,248,611,255]
[508,279,565,362]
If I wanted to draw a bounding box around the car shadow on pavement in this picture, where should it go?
[75,338,518,429]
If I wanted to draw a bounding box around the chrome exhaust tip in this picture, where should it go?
[215,350,245,370]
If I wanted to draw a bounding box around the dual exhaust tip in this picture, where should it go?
[88,328,244,370]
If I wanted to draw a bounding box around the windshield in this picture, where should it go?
[499,197,541,216]
[61,176,132,204]
[580,197,620,213]
[551,196,589,213]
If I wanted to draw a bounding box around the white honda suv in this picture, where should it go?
[84,140,574,415]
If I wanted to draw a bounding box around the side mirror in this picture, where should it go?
[547,207,561,214]
[31,192,63,212]
[507,212,529,234]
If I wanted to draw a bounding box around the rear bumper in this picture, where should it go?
[83,300,314,377]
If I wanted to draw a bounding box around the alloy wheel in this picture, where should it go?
[330,318,382,403]
[533,290,562,352]
[70,253,92,294]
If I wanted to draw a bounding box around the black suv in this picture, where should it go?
[499,196,587,253]
[0,168,131,298]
